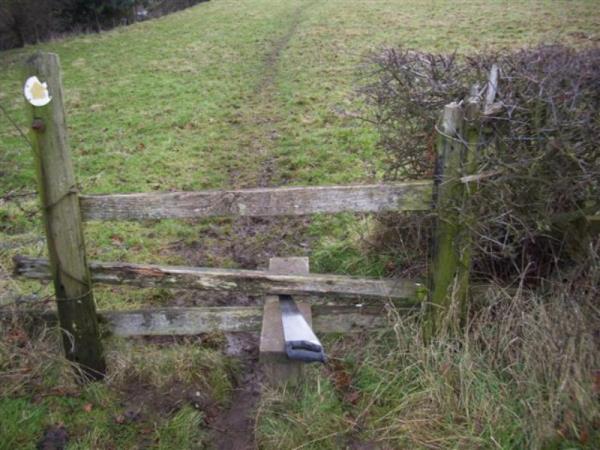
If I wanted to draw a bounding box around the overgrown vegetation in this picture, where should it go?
[258,259,599,448]
[362,44,600,282]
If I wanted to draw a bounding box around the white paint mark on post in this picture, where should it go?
[24,76,52,107]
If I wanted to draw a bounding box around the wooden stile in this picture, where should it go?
[12,51,508,359]
[260,257,312,385]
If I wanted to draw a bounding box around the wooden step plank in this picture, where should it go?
[14,256,421,301]
[79,181,433,221]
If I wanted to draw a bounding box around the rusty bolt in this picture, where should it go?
[31,118,45,132]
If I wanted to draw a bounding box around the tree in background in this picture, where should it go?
[0,0,186,50]
[0,0,59,48]
[0,0,209,50]
[60,0,138,32]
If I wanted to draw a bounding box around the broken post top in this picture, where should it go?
[440,102,463,136]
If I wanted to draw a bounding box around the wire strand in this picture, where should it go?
[0,102,31,147]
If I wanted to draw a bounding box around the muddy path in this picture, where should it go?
[226,0,317,190]
[198,2,317,449]
[208,338,261,450]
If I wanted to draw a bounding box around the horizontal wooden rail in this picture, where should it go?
[14,256,421,301]
[79,181,433,221]
[2,304,392,336]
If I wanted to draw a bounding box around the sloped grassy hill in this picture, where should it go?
[0,1,598,449]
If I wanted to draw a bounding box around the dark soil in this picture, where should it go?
[36,425,69,450]
[166,215,314,310]
[112,334,261,449]
[171,216,313,269]
[207,335,262,450]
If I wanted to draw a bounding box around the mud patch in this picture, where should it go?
[126,332,261,444]
[171,216,314,270]
[225,331,260,357]
[37,425,69,450]
[231,216,314,269]
[165,215,313,307]
[207,336,262,450]
[117,379,213,420]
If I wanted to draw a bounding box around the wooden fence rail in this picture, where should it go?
[14,256,421,302]
[79,181,433,221]
[4,305,390,337]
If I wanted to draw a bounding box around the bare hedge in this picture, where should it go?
[361,45,600,281]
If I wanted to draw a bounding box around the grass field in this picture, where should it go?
[1,0,598,448]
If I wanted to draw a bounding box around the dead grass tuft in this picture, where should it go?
[0,314,79,397]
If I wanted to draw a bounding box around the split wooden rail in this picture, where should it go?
[13,52,483,378]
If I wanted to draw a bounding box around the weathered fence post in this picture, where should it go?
[24,52,105,379]
[425,100,476,338]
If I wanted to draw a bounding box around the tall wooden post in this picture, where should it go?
[425,101,474,339]
[24,52,105,379]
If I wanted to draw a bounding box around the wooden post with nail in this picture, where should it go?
[24,52,105,379]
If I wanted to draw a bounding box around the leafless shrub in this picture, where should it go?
[361,48,474,178]
[361,44,600,282]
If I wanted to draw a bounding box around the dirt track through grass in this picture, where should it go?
[207,4,318,446]
[224,0,317,189]
[1,1,599,448]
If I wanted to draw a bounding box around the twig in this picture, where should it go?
[460,170,501,184]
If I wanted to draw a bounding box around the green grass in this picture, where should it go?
[0,327,234,449]
[154,406,205,450]
[0,398,47,450]
[1,0,598,448]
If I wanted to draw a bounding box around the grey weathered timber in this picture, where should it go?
[2,305,388,336]
[260,257,311,385]
[426,102,470,338]
[105,307,264,335]
[483,64,500,115]
[24,52,105,379]
[454,95,480,324]
[14,256,421,301]
[79,181,433,221]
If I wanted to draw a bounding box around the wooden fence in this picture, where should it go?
[11,52,535,377]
